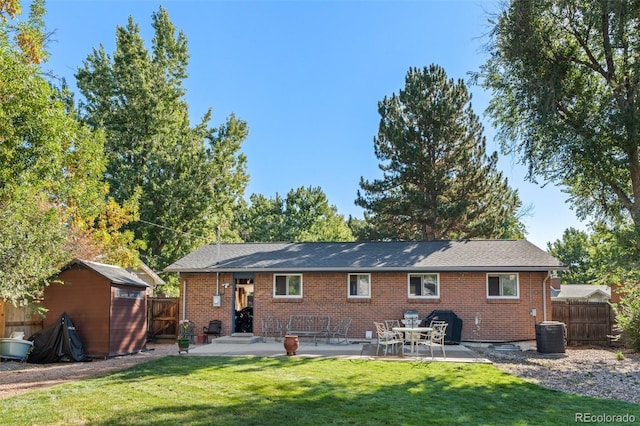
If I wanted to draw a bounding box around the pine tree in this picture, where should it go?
[356,65,524,241]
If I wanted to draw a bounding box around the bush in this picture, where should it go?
[612,281,640,351]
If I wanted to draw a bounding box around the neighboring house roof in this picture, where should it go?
[164,240,566,273]
[552,284,611,301]
[63,259,150,288]
[128,262,166,285]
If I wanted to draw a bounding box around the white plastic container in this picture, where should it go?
[0,338,34,361]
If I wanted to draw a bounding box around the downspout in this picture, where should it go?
[216,226,221,299]
[529,272,533,313]
[542,272,551,321]
[182,278,187,322]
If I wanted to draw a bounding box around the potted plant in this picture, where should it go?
[177,320,192,353]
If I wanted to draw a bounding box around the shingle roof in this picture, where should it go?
[553,284,611,300]
[164,240,566,273]
[66,259,150,288]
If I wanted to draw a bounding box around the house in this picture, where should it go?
[164,240,566,343]
[43,259,149,357]
[127,261,166,296]
[551,284,611,303]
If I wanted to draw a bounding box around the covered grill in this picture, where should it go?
[420,310,464,344]
[401,310,420,328]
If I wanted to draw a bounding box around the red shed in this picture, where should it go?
[43,259,149,358]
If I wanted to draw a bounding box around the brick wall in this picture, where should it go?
[180,270,552,342]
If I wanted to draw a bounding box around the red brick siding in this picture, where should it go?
[180,271,552,342]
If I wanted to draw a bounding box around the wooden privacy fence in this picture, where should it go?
[147,297,179,340]
[552,301,615,346]
[0,301,43,338]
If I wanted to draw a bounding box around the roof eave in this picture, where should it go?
[165,266,567,273]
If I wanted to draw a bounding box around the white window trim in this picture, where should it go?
[407,273,440,299]
[486,273,520,299]
[273,274,303,298]
[347,273,371,299]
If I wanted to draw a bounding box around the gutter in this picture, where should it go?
[182,276,187,322]
[165,266,568,274]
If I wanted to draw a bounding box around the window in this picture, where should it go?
[487,273,519,298]
[408,273,439,298]
[114,288,144,299]
[274,274,302,297]
[348,274,371,298]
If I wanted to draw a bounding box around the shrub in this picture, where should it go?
[612,281,640,351]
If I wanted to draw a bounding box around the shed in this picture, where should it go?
[43,259,149,358]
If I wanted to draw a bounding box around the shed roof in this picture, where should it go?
[164,240,566,273]
[65,259,149,288]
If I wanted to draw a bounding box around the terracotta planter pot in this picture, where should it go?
[284,335,299,356]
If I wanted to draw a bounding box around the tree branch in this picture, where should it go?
[600,0,616,82]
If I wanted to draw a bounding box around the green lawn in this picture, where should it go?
[1,356,638,425]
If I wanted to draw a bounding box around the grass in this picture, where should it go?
[1,356,639,425]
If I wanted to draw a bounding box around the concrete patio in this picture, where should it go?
[180,336,492,363]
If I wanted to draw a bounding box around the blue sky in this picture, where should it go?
[37,0,586,249]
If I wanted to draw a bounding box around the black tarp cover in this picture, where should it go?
[27,312,91,364]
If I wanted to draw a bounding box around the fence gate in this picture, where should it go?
[552,301,614,345]
[147,297,179,340]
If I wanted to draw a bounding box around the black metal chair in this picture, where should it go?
[203,320,222,343]
[261,314,283,342]
[330,317,352,344]
[181,322,197,344]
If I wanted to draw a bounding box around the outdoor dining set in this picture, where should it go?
[259,313,449,359]
[374,319,448,358]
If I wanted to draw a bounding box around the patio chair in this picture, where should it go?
[429,319,447,328]
[418,321,447,358]
[330,317,352,344]
[374,322,404,356]
[181,322,196,344]
[261,314,283,342]
[385,319,405,340]
[203,320,222,343]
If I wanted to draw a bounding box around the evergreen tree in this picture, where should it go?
[356,65,524,241]
[76,7,248,271]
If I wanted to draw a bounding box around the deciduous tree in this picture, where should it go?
[478,0,640,244]
[76,7,248,271]
[0,1,139,305]
[478,1,640,348]
[236,186,354,242]
[547,227,595,284]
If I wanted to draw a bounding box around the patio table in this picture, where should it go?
[392,326,432,355]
